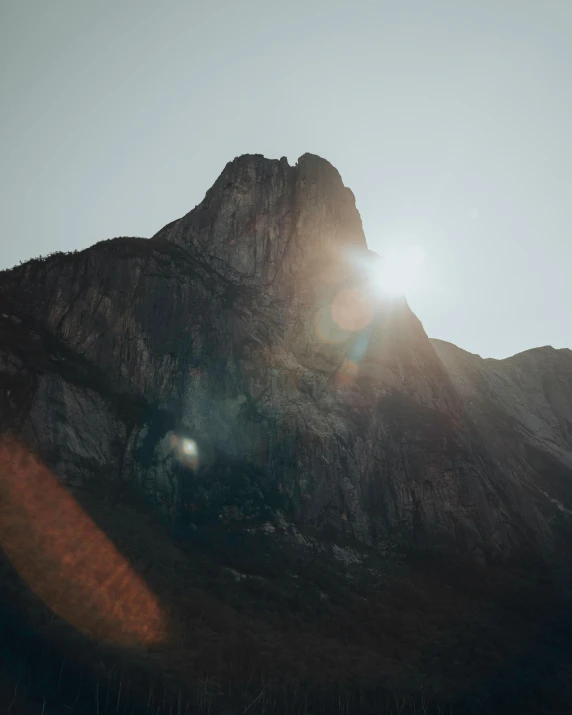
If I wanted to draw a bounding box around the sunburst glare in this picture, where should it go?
[370,245,426,296]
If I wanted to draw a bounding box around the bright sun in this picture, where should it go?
[373,245,426,296]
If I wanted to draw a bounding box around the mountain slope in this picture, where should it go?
[433,339,572,536]
[0,154,570,566]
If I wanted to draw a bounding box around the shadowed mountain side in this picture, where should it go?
[0,487,571,715]
[0,230,559,563]
[432,339,572,539]
[0,154,570,564]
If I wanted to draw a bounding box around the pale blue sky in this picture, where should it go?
[1,1,571,358]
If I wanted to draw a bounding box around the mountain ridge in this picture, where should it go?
[431,337,572,363]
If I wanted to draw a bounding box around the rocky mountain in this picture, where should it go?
[1,152,571,568]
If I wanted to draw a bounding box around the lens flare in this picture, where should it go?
[313,304,351,344]
[169,433,200,468]
[368,245,426,296]
[331,287,374,332]
[182,438,198,457]
[0,436,165,647]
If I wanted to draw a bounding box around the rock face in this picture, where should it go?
[432,340,572,524]
[0,153,570,563]
[152,154,366,299]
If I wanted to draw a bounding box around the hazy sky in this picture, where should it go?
[2,1,571,359]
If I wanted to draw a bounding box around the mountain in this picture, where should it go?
[432,339,572,528]
[1,153,570,562]
[1,153,572,713]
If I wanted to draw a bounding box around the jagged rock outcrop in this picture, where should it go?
[152,154,366,298]
[0,153,570,563]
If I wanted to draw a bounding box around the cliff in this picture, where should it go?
[1,153,571,564]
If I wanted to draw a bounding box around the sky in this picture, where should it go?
[1,1,571,359]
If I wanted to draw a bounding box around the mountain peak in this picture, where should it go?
[152,153,366,293]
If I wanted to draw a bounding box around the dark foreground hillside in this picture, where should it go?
[1,445,571,715]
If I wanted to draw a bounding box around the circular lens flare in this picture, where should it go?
[181,439,198,457]
[170,434,200,469]
[331,287,374,332]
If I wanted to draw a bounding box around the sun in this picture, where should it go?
[372,245,426,296]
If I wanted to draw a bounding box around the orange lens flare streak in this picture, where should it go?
[0,436,165,647]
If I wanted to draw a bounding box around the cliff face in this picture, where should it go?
[0,153,570,563]
[152,154,366,298]
[433,340,572,525]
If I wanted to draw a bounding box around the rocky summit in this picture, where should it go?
[1,152,571,567]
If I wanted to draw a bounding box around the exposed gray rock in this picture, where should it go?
[152,153,366,301]
[332,545,362,564]
[0,153,570,564]
[432,339,572,543]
